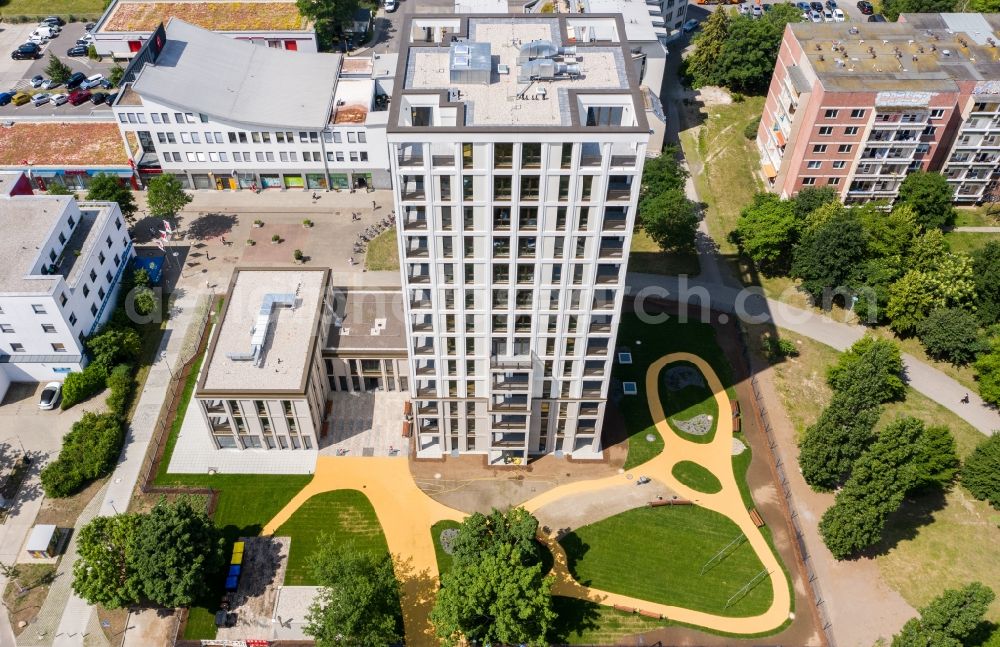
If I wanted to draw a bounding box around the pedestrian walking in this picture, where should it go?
[372,200,377,210]
[221,235,226,245]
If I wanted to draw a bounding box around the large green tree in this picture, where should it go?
[86,326,142,371]
[792,186,839,220]
[881,0,958,21]
[132,499,225,607]
[86,173,138,224]
[305,542,401,647]
[146,174,192,219]
[638,147,687,201]
[295,0,370,49]
[798,393,880,491]
[44,53,72,84]
[734,192,800,275]
[916,307,987,365]
[826,336,906,408]
[861,204,920,259]
[887,254,977,335]
[892,582,995,647]
[72,514,142,608]
[640,188,698,252]
[972,241,1000,325]
[975,337,1000,407]
[685,8,729,88]
[430,508,554,646]
[896,171,957,230]
[791,207,868,302]
[961,434,1000,509]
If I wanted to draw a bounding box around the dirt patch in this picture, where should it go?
[97,605,130,645]
[696,86,733,107]
[3,564,56,636]
[534,481,678,534]
[216,536,289,641]
[35,477,108,528]
[120,607,178,647]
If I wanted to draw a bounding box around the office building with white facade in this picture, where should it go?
[114,19,394,191]
[389,15,649,463]
[0,172,134,400]
[92,0,317,57]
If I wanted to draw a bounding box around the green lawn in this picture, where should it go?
[616,314,736,469]
[732,436,754,510]
[549,596,668,644]
[678,96,765,258]
[162,473,312,640]
[560,505,773,617]
[671,460,722,494]
[431,520,461,577]
[274,490,388,586]
[660,361,719,444]
[364,228,399,271]
[628,229,701,276]
[954,206,1000,227]
[0,0,104,18]
[944,231,1000,254]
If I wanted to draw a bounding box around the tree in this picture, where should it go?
[798,393,880,490]
[792,186,838,220]
[431,508,555,646]
[887,253,977,335]
[961,434,1000,509]
[41,412,124,497]
[791,208,868,302]
[892,582,996,647]
[46,184,74,195]
[897,171,957,230]
[132,499,225,607]
[304,542,401,647]
[108,63,125,87]
[44,53,72,84]
[72,514,142,608]
[146,174,191,219]
[826,336,906,408]
[685,8,729,88]
[132,286,156,317]
[734,192,800,275]
[59,363,108,410]
[916,308,988,365]
[86,326,142,370]
[295,0,369,49]
[638,146,687,200]
[975,338,1000,407]
[640,188,698,252]
[881,0,957,21]
[86,173,137,223]
[907,229,950,272]
[972,242,1000,325]
[861,204,920,259]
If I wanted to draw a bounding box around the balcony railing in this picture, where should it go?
[408,274,431,284]
[398,155,424,167]
[402,188,426,201]
[432,154,455,167]
[598,246,624,259]
[610,155,637,168]
[590,321,612,334]
[602,218,627,231]
[406,247,430,258]
[606,188,632,201]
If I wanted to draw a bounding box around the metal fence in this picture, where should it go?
[738,326,837,647]
[136,292,217,493]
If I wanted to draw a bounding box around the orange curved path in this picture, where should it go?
[261,352,791,644]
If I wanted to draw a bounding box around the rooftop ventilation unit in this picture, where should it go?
[517,59,581,83]
[227,293,297,367]
[449,40,492,85]
[517,40,577,64]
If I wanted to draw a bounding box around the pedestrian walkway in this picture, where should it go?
[952,226,1000,232]
[261,353,792,644]
[626,273,1000,436]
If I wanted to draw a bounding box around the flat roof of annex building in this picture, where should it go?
[97,0,311,34]
[130,19,340,129]
[390,14,649,134]
[325,288,406,355]
[789,13,1000,95]
[199,268,329,394]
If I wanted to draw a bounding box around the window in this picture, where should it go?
[126,113,137,123]
[174,113,184,123]
[220,152,229,162]
[60,292,67,306]
[280,151,289,162]
[825,109,839,119]
[98,251,105,265]
[289,152,297,162]
[930,108,945,119]
[238,132,248,143]
[838,144,853,153]
[802,177,816,185]
[205,132,214,144]
[333,132,342,143]
[198,113,208,123]
[180,132,190,144]
[819,126,833,136]
[166,133,176,144]
[844,126,859,135]
[89,269,97,282]
[264,152,273,162]
[83,285,90,298]
[151,113,161,123]
[851,109,866,119]
[209,152,218,162]
[828,177,841,185]
[256,152,265,162]
[832,160,846,169]
[228,132,237,143]
[10,343,24,353]
[807,160,821,169]
[136,114,147,124]
[191,132,201,144]
[360,152,368,162]
[118,113,127,123]
[359,132,366,143]
[69,313,77,326]
[923,125,937,136]
[215,131,223,142]
[51,343,66,353]
[350,152,359,162]
[252,132,261,143]
[196,152,206,162]
[106,270,113,283]
[41,323,56,333]
[347,132,357,143]
[0,324,13,333]
[32,304,46,314]
[336,152,344,162]
[812,144,827,153]
[58,232,66,244]
[299,131,308,142]
[98,287,106,300]
[68,215,75,228]
[90,304,98,316]
[157,132,167,144]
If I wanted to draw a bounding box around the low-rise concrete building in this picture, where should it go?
[92,0,317,57]
[0,172,134,398]
[114,19,394,191]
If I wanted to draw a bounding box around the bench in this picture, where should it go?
[638,609,663,619]
[648,498,692,507]
[613,604,635,614]
[749,507,765,528]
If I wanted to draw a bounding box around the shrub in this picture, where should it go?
[41,412,124,497]
[765,336,798,361]
[106,364,134,417]
[61,363,108,410]
[86,326,142,372]
[731,92,745,103]
[962,435,1000,509]
[826,336,906,408]
[293,249,304,261]
[132,268,150,289]
[132,286,157,317]
[272,234,281,243]
[743,117,760,140]
[302,218,313,227]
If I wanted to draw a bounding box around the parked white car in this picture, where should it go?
[80,73,103,90]
[822,8,834,20]
[50,93,69,106]
[833,7,846,20]
[38,382,62,410]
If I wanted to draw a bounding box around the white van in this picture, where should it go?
[34,24,59,38]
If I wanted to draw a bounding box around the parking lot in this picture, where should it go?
[1,21,119,117]
[0,383,106,457]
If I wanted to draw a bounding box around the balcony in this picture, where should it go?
[580,154,602,168]
[416,384,437,397]
[583,365,604,377]
[432,154,455,167]
[488,398,530,412]
[417,403,438,415]
[590,320,612,334]
[494,377,530,391]
[592,296,615,309]
[586,344,609,357]
[491,355,533,369]
[408,273,431,284]
[402,217,428,230]
[413,342,435,356]
[405,246,430,258]
[493,418,529,430]
[602,217,627,231]
[398,154,424,167]
[411,320,433,332]
[491,436,527,448]
[401,186,426,201]
[606,188,632,201]
[598,245,624,259]
[610,155,637,169]
[595,271,620,285]
[414,364,436,376]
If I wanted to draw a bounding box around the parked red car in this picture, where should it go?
[67,89,91,106]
